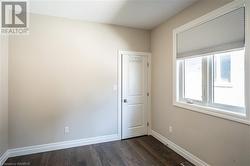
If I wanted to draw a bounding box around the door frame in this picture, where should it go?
[117,50,151,139]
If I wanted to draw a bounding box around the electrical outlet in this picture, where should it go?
[64,126,70,134]
[169,126,173,133]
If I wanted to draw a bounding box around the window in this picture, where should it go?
[184,57,202,101]
[177,49,245,116]
[174,3,249,124]
[214,54,231,84]
[213,50,245,108]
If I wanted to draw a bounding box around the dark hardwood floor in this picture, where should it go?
[5,136,193,166]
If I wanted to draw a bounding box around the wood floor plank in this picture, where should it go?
[126,138,165,166]
[94,142,127,166]
[4,136,193,166]
[136,136,187,166]
[109,139,143,166]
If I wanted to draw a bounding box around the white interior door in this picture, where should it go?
[122,53,149,139]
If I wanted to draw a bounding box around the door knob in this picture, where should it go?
[124,99,127,103]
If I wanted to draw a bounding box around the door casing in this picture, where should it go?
[118,50,151,139]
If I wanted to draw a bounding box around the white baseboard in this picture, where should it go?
[151,130,210,166]
[0,151,9,166]
[6,134,120,159]
[2,131,209,166]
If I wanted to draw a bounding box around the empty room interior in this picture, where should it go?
[1,0,250,165]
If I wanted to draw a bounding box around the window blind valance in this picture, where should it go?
[177,7,245,59]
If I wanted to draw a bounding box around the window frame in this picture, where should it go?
[173,0,250,125]
[178,48,245,114]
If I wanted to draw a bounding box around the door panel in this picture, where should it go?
[127,104,143,128]
[122,54,148,139]
[128,59,144,95]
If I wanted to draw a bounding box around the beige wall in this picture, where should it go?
[9,14,150,148]
[7,1,250,165]
[0,36,8,158]
[151,0,250,165]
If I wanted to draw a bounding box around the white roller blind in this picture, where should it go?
[177,7,245,59]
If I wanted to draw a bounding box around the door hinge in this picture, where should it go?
[147,62,150,67]
[147,122,149,127]
[147,92,149,96]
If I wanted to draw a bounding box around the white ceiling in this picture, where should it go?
[30,0,198,30]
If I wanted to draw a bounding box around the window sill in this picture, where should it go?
[173,101,250,125]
